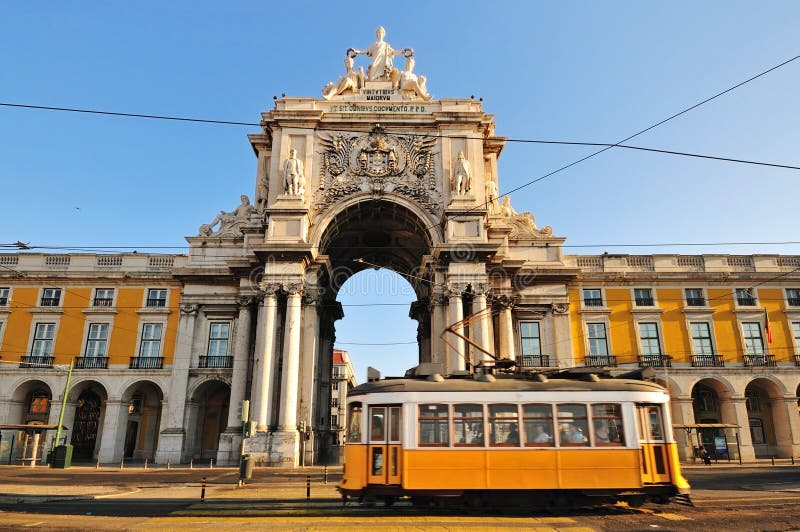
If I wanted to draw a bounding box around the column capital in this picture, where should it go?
[180,303,200,315]
[260,282,282,297]
[237,295,256,308]
[284,283,304,296]
[551,302,570,315]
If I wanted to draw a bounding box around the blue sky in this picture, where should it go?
[2,2,798,381]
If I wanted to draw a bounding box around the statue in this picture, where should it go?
[397,55,431,101]
[198,195,255,237]
[255,172,269,211]
[322,53,366,100]
[451,151,472,195]
[499,196,517,218]
[283,148,305,196]
[351,26,408,82]
[486,177,499,213]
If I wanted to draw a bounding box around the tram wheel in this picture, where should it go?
[383,496,396,507]
[625,495,646,508]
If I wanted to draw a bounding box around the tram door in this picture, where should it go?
[367,405,402,485]
[636,405,671,484]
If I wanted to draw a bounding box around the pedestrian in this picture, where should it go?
[699,446,711,465]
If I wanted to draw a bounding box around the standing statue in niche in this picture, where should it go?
[397,55,431,101]
[351,26,410,81]
[451,151,472,195]
[283,148,306,196]
[485,176,499,213]
[255,172,269,211]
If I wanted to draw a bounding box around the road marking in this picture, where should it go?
[656,513,692,521]
[24,522,45,527]
[696,495,800,504]
[95,487,142,499]
[163,514,577,524]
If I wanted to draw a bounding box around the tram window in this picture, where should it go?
[557,405,589,446]
[347,403,362,443]
[522,404,554,447]
[419,404,449,446]
[591,403,624,446]
[389,407,401,442]
[489,404,520,446]
[453,404,484,446]
[370,407,386,441]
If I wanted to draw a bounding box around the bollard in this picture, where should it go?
[96,458,100,469]
[792,456,795,465]
[144,458,148,470]
[120,458,124,470]
[772,456,775,466]
[167,460,171,470]
[189,458,193,469]
[324,465,328,485]
[201,477,207,503]
[209,458,214,469]
[306,475,311,501]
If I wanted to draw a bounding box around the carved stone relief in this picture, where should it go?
[316,125,441,215]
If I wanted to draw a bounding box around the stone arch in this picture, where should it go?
[186,379,231,461]
[119,380,164,461]
[66,379,109,461]
[745,377,787,458]
[7,379,54,425]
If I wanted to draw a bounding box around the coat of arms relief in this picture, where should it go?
[314,125,442,215]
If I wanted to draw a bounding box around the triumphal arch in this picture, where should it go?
[160,27,571,466]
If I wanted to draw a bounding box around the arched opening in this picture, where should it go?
[745,378,785,458]
[188,380,230,461]
[691,379,732,456]
[10,380,53,425]
[120,381,163,461]
[70,388,104,461]
[318,198,438,381]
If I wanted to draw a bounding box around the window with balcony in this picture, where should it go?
[331,398,340,409]
[330,414,338,428]
[40,288,62,307]
[31,323,55,356]
[587,323,608,357]
[685,288,705,306]
[201,322,231,368]
[0,287,9,306]
[735,288,756,306]
[634,288,654,306]
[519,321,547,366]
[93,288,114,307]
[691,322,714,355]
[85,323,109,357]
[583,289,603,307]
[786,288,800,307]
[139,323,163,357]
[146,289,167,308]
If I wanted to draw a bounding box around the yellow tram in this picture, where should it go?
[338,372,691,508]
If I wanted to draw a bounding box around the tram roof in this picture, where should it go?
[348,375,666,396]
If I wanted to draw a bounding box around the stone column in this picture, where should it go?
[253,285,279,430]
[472,286,492,366]
[227,297,254,430]
[429,293,448,367]
[447,287,465,373]
[299,290,320,466]
[279,285,303,430]
[217,297,254,465]
[731,397,756,461]
[775,396,800,458]
[155,303,198,464]
[498,303,515,361]
[98,400,128,463]
[672,397,696,461]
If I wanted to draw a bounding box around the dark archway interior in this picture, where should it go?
[319,200,435,296]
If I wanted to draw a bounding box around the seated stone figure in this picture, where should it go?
[397,56,431,101]
[198,195,254,237]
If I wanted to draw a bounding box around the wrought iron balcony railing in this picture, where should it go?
[519,354,551,368]
[19,355,55,368]
[691,353,724,367]
[638,354,672,368]
[198,355,233,369]
[583,298,604,307]
[686,297,706,306]
[40,297,60,307]
[635,297,655,306]
[584,355,617,367]
[92,298,114,307]
[743,353,776,367]
[129,356,164,369]
[146,298,167,308]
[795,354,800,366]
[75,356,109,369]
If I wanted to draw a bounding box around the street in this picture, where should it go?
[0,464,799,530]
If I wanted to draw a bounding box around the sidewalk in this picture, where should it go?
[0,464,343,504]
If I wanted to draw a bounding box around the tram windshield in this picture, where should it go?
[347,402,362,443]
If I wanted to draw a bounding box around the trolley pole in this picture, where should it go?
[54,359,74,449]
